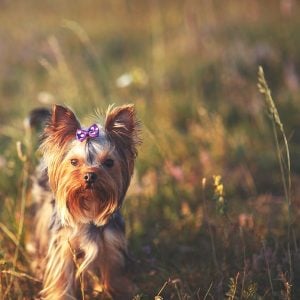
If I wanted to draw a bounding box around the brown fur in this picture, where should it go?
[31,104,140,299]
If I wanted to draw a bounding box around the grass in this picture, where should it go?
[1,1,300,299]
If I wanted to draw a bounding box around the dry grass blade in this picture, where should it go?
[257,66,291,204]
[0,270,41,283]
[203,282,213,300]
[3,141,30,298]
[155,279,171,300]
[226,273,239,300]
[257,66,293,293]
[0,223,30,262]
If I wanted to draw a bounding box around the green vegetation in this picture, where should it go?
[1,1,300,299]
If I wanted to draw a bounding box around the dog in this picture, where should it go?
[29,104,140,299]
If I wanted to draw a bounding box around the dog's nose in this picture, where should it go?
[84,172,97,183]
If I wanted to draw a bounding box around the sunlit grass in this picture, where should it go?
[0,1,300,299]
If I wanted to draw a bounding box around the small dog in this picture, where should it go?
[30,104,140,299]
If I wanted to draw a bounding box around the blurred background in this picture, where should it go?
[0,0,300,299]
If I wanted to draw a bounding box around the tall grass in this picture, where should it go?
[0,1,300,299]
[258,66,293,298]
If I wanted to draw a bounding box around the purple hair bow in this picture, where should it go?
[76,124,100,142]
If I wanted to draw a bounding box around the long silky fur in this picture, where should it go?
[31,104,140,299]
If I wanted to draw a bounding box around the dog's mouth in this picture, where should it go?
[65,183,120,226]
[80,184,113,203]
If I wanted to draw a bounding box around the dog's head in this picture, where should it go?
[40,104,140,226]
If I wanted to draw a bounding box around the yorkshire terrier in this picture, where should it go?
[29,104,140,299]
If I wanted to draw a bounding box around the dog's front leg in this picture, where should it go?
[99,228,135,300]
[41,232,77,300]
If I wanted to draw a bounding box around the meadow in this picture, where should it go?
[0,1,300,299]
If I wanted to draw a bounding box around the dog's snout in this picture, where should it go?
[84,172,97,183]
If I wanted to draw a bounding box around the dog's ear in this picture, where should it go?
[44,105,80,146]
[105,104,140,158]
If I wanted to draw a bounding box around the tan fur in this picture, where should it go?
[31,104,140,299]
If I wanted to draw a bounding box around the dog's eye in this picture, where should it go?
[103,158,114,168]
[70,159,79,166]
